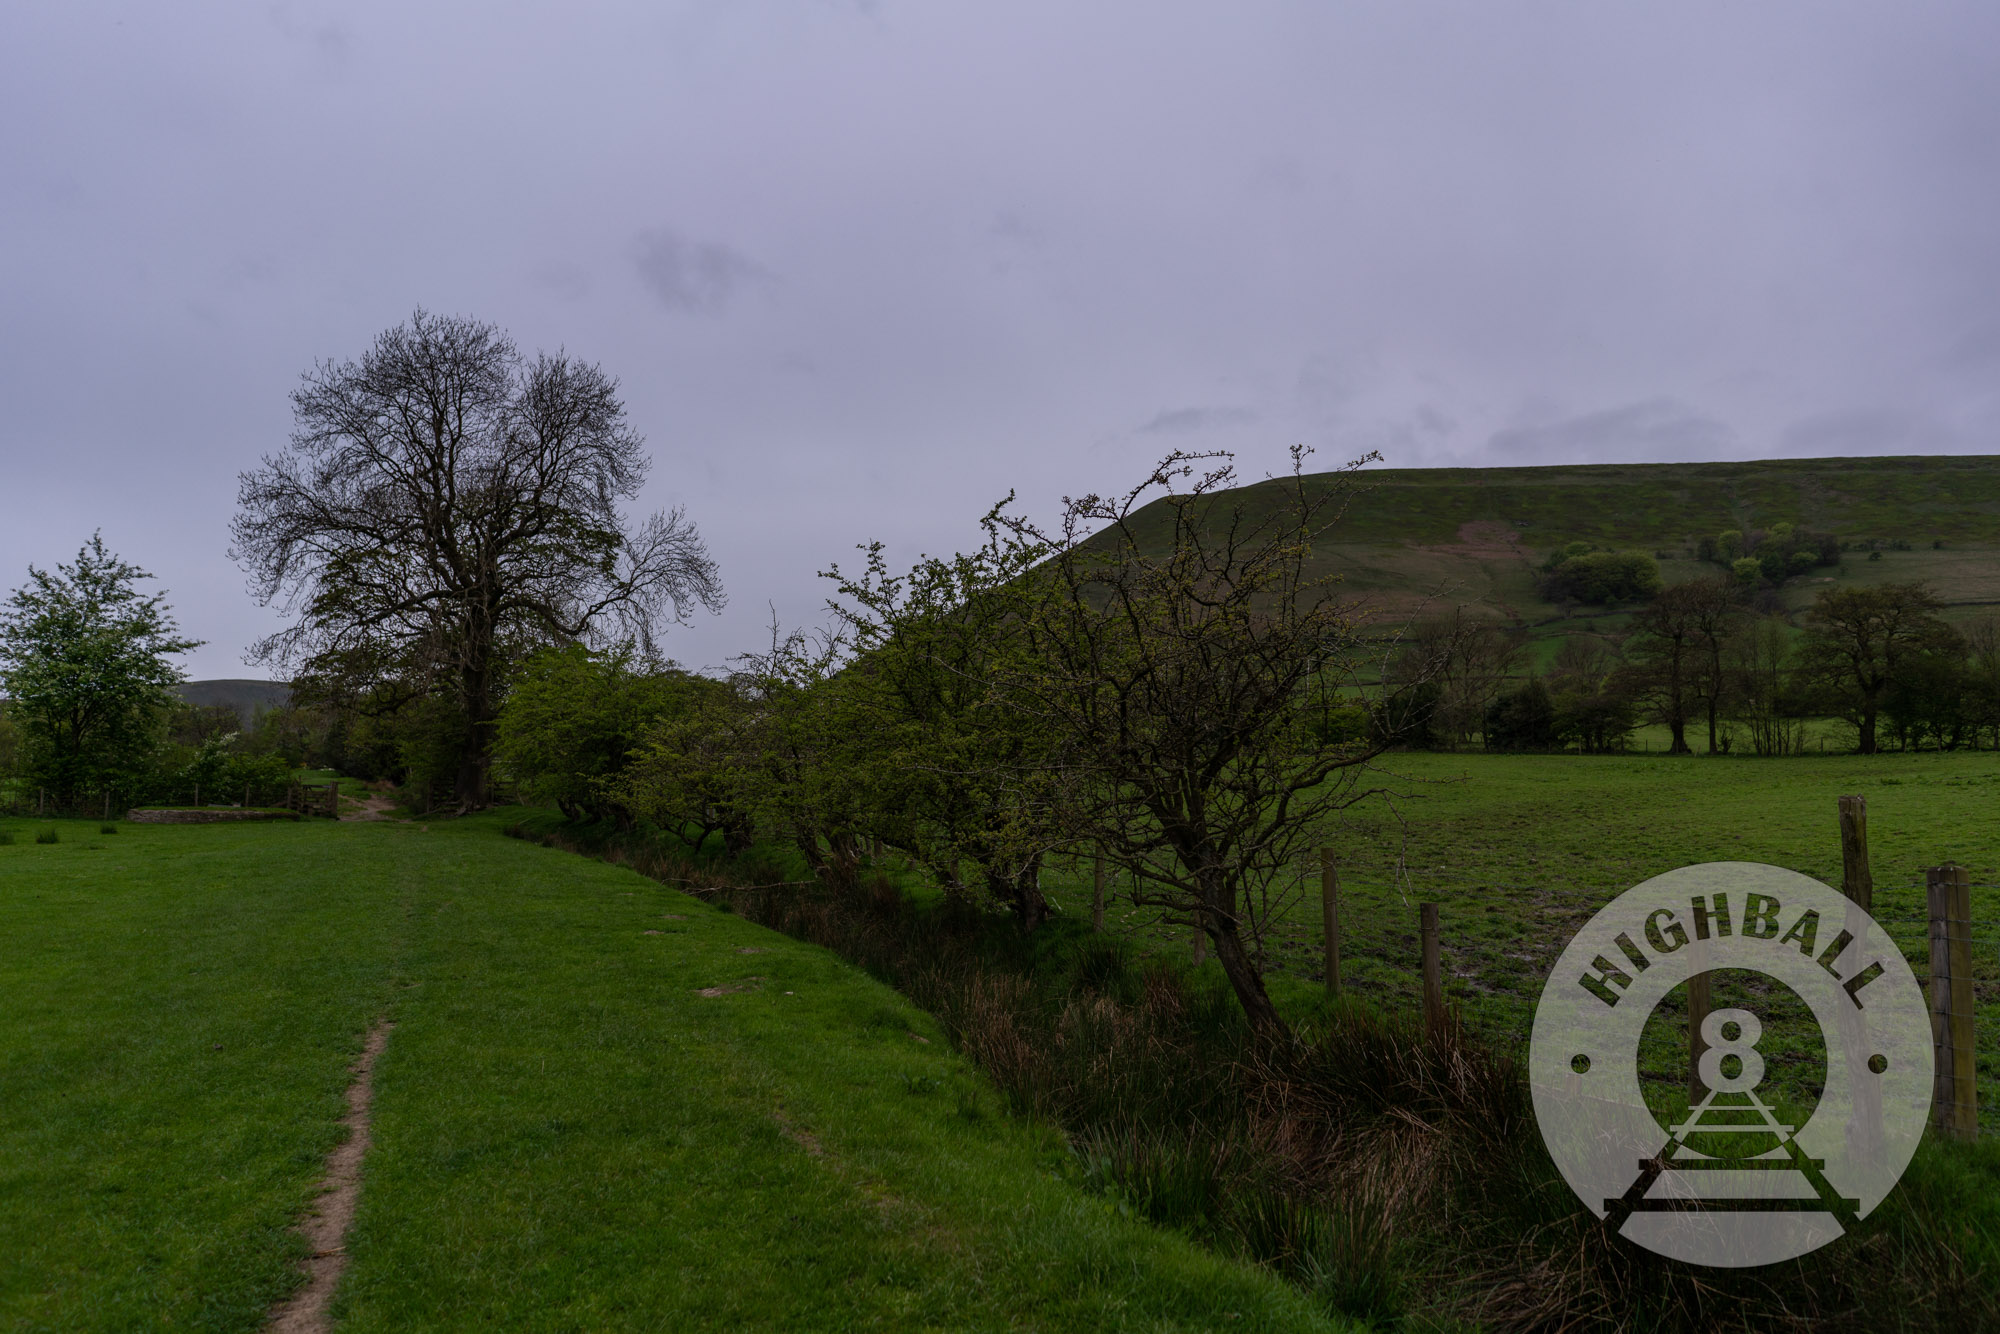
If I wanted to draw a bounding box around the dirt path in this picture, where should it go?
[340,794,397,822]
[266,1020,393,1334]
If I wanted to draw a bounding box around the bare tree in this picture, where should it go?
[1622,576,1736,754]
[1683,576,1743,753]
[1398,607,1522,747]
[231,311,723,809]
[985,448,1427,1039]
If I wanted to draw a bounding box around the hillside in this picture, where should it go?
[1161,454,2000,632]
[176,678,290,723]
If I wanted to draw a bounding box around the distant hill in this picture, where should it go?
[176,679,291,724]
[1119,454,2000,654]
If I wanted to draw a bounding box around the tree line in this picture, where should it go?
[0,309,1985,1035]
[1399,576,1984,756]
[493,448,1440,1037]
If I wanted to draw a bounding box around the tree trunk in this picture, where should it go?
[987,860,1048,932]
[455,680,493,812]
[794,828,828,877]
[1858,708,1878,755]
[1205,905,1288,1040]
[823,832,862,893]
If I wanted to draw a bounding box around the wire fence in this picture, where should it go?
[1045,858,2000,1140]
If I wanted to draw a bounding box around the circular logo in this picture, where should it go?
[1528,862,1932,1267]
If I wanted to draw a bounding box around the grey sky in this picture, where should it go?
[4,2,1997,679]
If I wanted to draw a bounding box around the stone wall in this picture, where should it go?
[126,808,303,824]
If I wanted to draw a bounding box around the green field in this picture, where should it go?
[0,815,1341,1331]
[1037,749,2000,1126]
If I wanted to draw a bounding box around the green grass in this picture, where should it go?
[0,816,403,1327]
[540,797,2000,1328]
[1039,749,2000,1128]
[1116,454,2000,631]
[1291,454,2000,549]
[0,813,1346,1331]
[294,768,373,800]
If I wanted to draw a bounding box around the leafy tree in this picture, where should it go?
[1881,636,1970,751]
[1700,522,1838,585]
[231,311,724,811]
[1963,617,2000,750]
[167,701,242,748]
[1484,678,1558,751]
[1799,582,1954,754]
[1537,550,1662,606]
[0,703,18,782]
[493,643,688,824]
[825,533,1062,928]
[1546,635,1634,753]
[0,535,200,808]
[728,627,876,891]
[613,671,761,854]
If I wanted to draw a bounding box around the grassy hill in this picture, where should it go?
[1140,454,2000,634]
[176,678,291,723]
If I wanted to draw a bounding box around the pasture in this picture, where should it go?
[1043,749,2000,1124]
[0,814,1336,1331]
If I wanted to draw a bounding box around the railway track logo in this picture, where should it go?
[1528,862,1933,1267]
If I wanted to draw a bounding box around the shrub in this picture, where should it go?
[1483,679,1558,750]
[1537,550,1662,605]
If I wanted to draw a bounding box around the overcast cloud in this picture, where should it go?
[3,1,1997,678]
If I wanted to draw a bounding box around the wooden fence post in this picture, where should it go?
[1420,902,1443,1031]
[1837,796,1885,1156]
[1838,794,1873,913]
[1321,847,1342,996]
[1687,965,1711,1104]
[1092,855,1106,932]
[1927,864,1977,1140]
